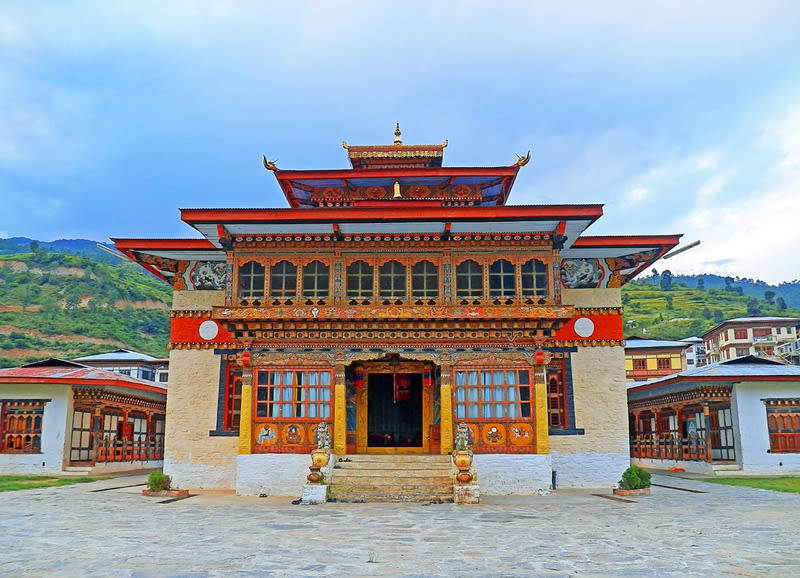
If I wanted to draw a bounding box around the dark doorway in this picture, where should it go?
[367,373,422,447]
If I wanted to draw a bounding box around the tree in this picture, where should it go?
[696,278,705,291]
[777,297,787,311]
[660,270,673,291]
[713,310,724,323]
[702,307,711,319]
[746,297,760,315]
[724,276,734,291]
[764,290,775,305]
[651,268,659,278]
[665,295,674,310]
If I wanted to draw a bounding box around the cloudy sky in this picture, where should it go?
[2,2,800,284]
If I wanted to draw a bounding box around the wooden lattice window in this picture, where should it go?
[547,372,567,428]
[633,358,647,371]
[254,369,332,420]
[225,368,243,431]
[411,260,438,302]
[302,261,329,302]
[70,409,93,461]
[346,260,373,302]
[453,369,532,420]
[455,260,483,302]
[1,400,46,453]
[657,358,671,370]
[521,259,548,298]
[270,261,297,300]
[766,401,800,453]
[238,261,265,299]
[488,259,515,299]
[379,260,406,302]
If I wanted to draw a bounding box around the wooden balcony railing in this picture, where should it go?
[630,436,709,461]
[94,438,164,463]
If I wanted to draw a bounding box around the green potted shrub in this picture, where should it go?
[143,471,188,498]
[613,465,651,496]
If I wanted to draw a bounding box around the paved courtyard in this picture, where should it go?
[1,471,798,577]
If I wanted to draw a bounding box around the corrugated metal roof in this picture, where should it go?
[73,349,161,362]
[628,356,800,393]
[0,360,166,392]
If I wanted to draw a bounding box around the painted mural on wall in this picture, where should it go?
[132,253,227,290]
[560,249,660,289]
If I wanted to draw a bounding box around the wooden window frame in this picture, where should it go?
[302,260,330,302]
[521,259,549,299]
[346,260,374,302]
[254,368,333,421]
[453,368,532,421]
[455,259,483,302]
[238,261,265,299]
[411,260,438,302]
[270,261,298,301]
[1,400,46,454]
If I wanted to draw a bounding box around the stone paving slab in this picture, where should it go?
[1,472,799,576]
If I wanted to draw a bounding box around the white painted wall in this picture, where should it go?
[550,451,629,488]
[0,384,71,475]
[236,453,314,496]
[474,454,552,494]
[733,380,800,475]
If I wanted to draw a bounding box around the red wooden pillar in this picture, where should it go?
[703,405,713,462]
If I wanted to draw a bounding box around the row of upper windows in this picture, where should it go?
[237,258,549,304]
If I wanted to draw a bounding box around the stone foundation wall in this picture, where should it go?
[236,454,313,496]
[474,454,552,494]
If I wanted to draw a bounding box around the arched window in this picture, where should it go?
[489,259,515,300]
[411,261,438,302]
[238,261,265,299]
[346,261,374,302]
[302,261,329,302]
[270,261,297,300]
[379,261,406,302]
[456,260,483,302]
[521,259,548,299]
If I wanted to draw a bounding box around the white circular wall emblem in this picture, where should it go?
[573,316,595,338]
[198,320,219,341]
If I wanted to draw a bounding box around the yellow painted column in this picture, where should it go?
[333,364,347,455]
[439,363,453,454]
[238,367,253,455]
[534,365,550,454]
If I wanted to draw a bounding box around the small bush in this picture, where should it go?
[618,465,651,490]
[146,471,171,492]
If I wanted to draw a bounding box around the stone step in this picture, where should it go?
[62,466,93,476]
[329,454,456,503]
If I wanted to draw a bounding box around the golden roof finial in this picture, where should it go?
[393,123,402,145]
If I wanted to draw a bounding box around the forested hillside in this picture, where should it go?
[0,246,171,367]
[622,277,800,340]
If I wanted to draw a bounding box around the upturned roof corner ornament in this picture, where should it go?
[262,155,278,171]
[514,150,531,167]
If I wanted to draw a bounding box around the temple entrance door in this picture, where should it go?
[355,361,433,454]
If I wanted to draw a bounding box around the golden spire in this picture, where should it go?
[393,123,402,145]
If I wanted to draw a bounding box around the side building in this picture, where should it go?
[628,356,800,475]
[0,359,166,475]
[114,130,680,495]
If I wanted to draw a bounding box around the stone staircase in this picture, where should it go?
[328,454,455,503]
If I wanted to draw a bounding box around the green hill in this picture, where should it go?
[622,279,800,340]
[0,247,171,367]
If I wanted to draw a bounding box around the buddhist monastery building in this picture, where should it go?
[114,127,681,497]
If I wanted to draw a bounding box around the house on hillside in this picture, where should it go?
[702,316,800,363]
[624,336,690,382]
[112,129,682,497]
[74,349,169,385]
[0,359,166,476]
[628,356,800,475]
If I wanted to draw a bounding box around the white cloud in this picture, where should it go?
[626,187,652,205]
[666,102,800,284]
